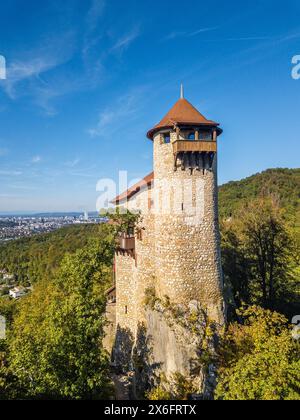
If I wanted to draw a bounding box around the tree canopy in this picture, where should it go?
[216,306,300,400]
[0,227,115,400]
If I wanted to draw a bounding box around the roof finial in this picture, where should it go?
[180,83,184,99]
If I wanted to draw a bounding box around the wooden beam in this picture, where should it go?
[173,140,217,154]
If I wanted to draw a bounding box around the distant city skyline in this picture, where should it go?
[0,0,300,212]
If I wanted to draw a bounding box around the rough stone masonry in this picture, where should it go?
[105,90,226,397]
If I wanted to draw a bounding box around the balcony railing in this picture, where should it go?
[117,235,135,251]
[172,140,217,171]
[173,140,217,154]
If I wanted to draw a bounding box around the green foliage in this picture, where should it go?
[0,297,17,327]
[146,385,172,401]
[0,224,105,285]
[102,207,141,236]
[219,168,300,228]
[221,198,300,318]
[0,339,23,400]
[1,229,115,400]
[146,373,197,401]
[0,169,299,400]
[220,168,300,319]
[215,306,300,400]
[144,287,159,309]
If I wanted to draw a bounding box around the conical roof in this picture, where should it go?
[147,98,220,139]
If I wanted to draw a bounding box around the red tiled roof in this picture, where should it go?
[147,98,220,139]
[111,172,154,205]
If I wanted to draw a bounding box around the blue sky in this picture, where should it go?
[0,0,300,213]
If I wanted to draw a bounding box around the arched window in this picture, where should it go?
[188,132,195,140]
[163,133,171,144]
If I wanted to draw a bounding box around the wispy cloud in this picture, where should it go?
[222,36,272,41]
[1,32,75,101]
[188,27,220,37]
[86,0,106,32]
[88,89,143,137]
[163,26,218,41]
[163,28,270,43]
[0,4,140,116]
[227,29,300,69]
[65,158,80,168]
[111,26,140,53]
[3,57,59,100]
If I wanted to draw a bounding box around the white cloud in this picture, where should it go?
[88,90,142,137]
[3,57,56,99]
[111,26,140,53]
[188,27,219,37]
[86,0,106,32]
[65,158,80,168]
[0,31,76,112]
[223,37,272,41]
[163,26,218,41]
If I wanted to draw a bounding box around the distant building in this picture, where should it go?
[84,211,89,221]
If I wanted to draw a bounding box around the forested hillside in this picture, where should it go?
[219,168,300,320]
[219,168,300,230]
[0,169,299,400]
[0,168,299,287]
[0,224,104,284]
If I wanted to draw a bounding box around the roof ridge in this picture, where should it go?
[111,172,154,204]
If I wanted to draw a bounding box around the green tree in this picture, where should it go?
[0,224,105,285]
[216,306,300,400]
[241,200,292,308]
[8,236,114,399]
[222,198,299,316]
[102,207,141,236]
[221,219,251,312]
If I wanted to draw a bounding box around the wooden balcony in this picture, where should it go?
[173,140,217,154]
[172,141,217,172]
[117,235,135,251]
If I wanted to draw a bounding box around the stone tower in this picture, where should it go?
[106,88,226,394]
[147,88,225,323]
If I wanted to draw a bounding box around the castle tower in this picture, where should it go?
[147,88,225,324]
[108,87,226,381]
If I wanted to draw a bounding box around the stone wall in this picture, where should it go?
[113,187,156,370]
[153,131,225,324]
[115,252,137,334]
[103,303,116,355]
[112,127,225,387]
